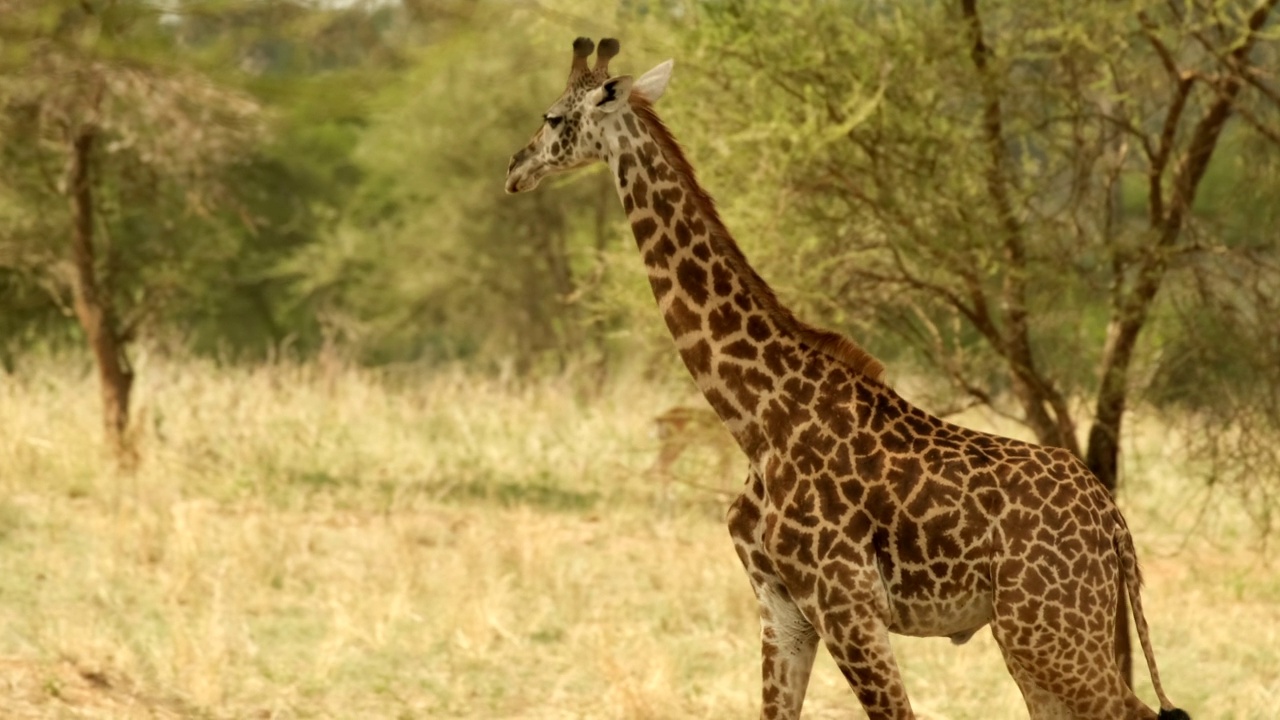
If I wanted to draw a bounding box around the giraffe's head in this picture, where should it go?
[505,37,672,194]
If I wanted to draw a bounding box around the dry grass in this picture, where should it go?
[0,353,1276,718]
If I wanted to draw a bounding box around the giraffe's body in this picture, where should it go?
[505,38,1189,720]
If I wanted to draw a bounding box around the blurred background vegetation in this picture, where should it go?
[1,0,1278,516]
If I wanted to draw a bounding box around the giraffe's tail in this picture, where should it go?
[1114,514,1189,719]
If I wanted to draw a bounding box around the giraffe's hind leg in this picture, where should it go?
[991,555,1156,720]
[996,655,1076,720]
[994,635,1155,720]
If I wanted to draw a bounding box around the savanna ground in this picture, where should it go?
[1,354,1277,719]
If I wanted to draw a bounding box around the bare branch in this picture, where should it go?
[1138,11,1180,79]
[1095,111,1156,162]
[1240,65,1280,107]
[1224,92,1280,147]
[898,303,997,417]
[1161,0,1279,246]
[1148,73,1194,225]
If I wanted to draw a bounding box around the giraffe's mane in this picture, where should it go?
[628,95,886,383]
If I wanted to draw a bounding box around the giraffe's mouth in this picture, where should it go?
[505,145,544,194]
[505,175,535,194]
[507,149,594,194]
[504,165,544,194]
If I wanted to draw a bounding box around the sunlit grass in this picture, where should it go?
[0,353,1275,718]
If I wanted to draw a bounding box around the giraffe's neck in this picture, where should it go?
[603,98,883,459]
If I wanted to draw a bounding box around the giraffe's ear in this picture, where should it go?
[634,59,673,103]
[590,75,634,114]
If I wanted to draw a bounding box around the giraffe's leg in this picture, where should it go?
[819,609,915,720]
[754,583,820,720]
[991,557,1157,720]
[993,629,1155,720]
[995,655,1075,720]
[728,481,819,720]
[788,557,914,720]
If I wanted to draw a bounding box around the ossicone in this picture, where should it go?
[595,38,620,73]
[568,36,623,87]
[569,36,594,77]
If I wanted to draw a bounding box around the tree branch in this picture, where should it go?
[1161,0,1278,245]
[960,0,1078,453]
[1139,10,1199,227]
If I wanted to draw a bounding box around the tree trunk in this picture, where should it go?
[959,0,1082,459]
[67,127,135,467]
[1084,344,1132,684]
[1085,253,1144,689]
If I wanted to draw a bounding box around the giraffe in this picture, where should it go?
[505,38,1190,720]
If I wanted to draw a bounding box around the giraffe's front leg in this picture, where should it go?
[821,610,915,720]
[755,583,819,719]
[728,479,818,719]
[807,558,916,720]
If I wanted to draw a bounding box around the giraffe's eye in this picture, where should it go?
[543,115,564,129]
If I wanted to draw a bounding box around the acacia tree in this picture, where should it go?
[0,1,261,465]
[681,0,1280,679]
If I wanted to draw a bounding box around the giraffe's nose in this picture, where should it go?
[506,148,533,193]
[508,147,531,173]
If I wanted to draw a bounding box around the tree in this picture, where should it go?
[161,0,406,359]
[681,0,1280,679]
[0,1,262,465]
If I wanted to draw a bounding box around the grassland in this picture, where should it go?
[0,354,1276,718]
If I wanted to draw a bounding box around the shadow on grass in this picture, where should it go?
[283,468,604,513]
[424,477,601,513]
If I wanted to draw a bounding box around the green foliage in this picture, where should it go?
[679,2,1091,383]
[0,1,261,359]
[0,0,413,361]
[670,0,1280,426]
[288,3,664,369]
